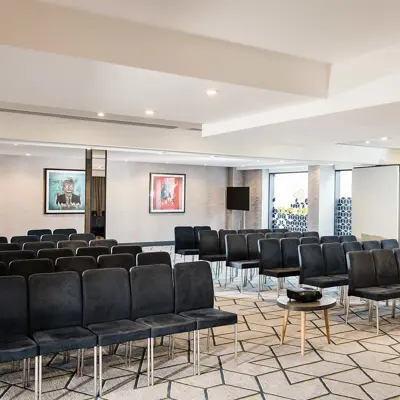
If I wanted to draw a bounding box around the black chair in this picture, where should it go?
[256,229,272,234]
[362,240,381,250]
[55,256,97,275]
[77,246,109,258]
[198,230,226,264]
[303,231,319,238]
[0,243,21,251]
[136,251,172,267]
[225,234,258,293]
[342,241,363,254]
[320,236,340,244]
[218,229,236,256]
[246,233,264,260]
[130,264,197,385]
[174,226,199,263]
[173,261,238,375]
[273,228,288,233]
[0,250,35,267]
[339,235,357,243]
[0,236,8,244]
[27,229,52,238]
[0,276,38,389]
[266,232,284,239]
[194,226,211,249]
[284,232,302,238]
[70,233,96,244]
[0,262,7,276]
[238,229,255,234]
[9,259,54,280]
[281,238,301,268]
[41,234,68,245]
[37,248,74,264]
[29,272,97,398]
[11,236,39,245]
[381,239,399,249]
[300,237,319,245]
[23,241,55,256]
[58,240,88,254]
[53,228,77,236]
[82,268,150,395]
[112,245,142,260]
[90,239,118,250]
[97,254,135,271]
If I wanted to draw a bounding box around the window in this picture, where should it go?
[269,172,308,232]
[335,170,352,236]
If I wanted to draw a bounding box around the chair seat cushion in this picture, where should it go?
[179,308,237,330]
[229,260,259,269]
[200,254,226,262]
[0,336,38,363]
[88,319,150,346]
[303,275,349,288]
[261,267,300,278]
[33,326,97,356]
[176,249,199,256]
[136,313,196,338]
[352,286,400,301]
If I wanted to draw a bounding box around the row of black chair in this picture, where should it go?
[2,233,96,246]
[28,228,77,237]
[0,262,237,398]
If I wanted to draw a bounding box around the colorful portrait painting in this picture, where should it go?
[149,173,186,213]
[44,169,86,214]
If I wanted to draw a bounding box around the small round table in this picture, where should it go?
[277,296,336,355]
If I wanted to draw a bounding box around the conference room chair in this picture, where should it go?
[77,246,109,258]
[342,241,363,254]
[256,229,272,234]
[37,248,74,264]
[0,276,38,390]
[90,239,118,250]
[58,240,88,254]
[193,226,211,249]
[320,236,340,244]
[55,256,97,275]
[53,228,77,236]
[174,226,199,263]
[136,251,172,267]
[0,250,35,267]
[339,235,357,243]
[70,233,96,244]
[23,241,55,256]
[29,272,97,399]
[9,259,54,280]
[82,268,150,395]
[0,236,8,244]
[0,243,21,251]
[362,240,381,250]
[266,232,284,239]
[0,262,7,276]
[198,231,226,278]
[247,233,264,260]
[281,238,301,268]
[112,244,143,259]
[300,237,319,245]
[173,261,238,375]
[303,231,319,238]
[41,234,68,245]
[27,229,52,238]
[381,239,399,249]
[218,229,236,256]
[284,232,302,238]
[98,254,135,271]
[130,264,197,385]
[273,228,288,233]
[11,235,39,245]
[225,234,259,293]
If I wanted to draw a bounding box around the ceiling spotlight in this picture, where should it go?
[210,155,216,158]
[280,160,285,163]
[365,141,370,144]
[204,164,207,166]
[145,109,155,116]
[97,112,105,117]
[381,137,388,141]
[206,89,218,97]
[14,143,18,146]
[25,153,30,156]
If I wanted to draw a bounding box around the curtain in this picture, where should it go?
[92,177,106,215]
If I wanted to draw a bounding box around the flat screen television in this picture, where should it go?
[226,187,250,211]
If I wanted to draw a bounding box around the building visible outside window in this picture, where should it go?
[335,170,352,235]
[270,172,308,232]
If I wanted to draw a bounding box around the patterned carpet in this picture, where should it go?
[2,248,400,399]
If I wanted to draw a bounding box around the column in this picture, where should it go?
[226,168,244,230]
[84,150,92,233]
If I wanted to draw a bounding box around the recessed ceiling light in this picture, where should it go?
[204,164,207,166]
[145,109,155,116]
[280,160,285,163]
[166,162,169,164]
[210,155,216,158]
[158,151,164,155]
[381,137,388,141]
[124,160,128,162]
[97,112,105,117]
[256,160,260,163]
[14,143,18,146]
[365,141,370,144]
[25,153,30,156]
[206,89,218,97]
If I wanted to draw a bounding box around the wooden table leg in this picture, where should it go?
[300,312,306,356]
[324,309,331,344]
[281,310,290,344]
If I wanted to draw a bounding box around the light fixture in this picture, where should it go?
[365,140,370,144]
[25,153,30,156]
[14,143,18,146]
[381,137,388,141]
[158,151,164,155]
[145,109,155,116]
[206,89,218,97]
[204,164,207,166]
[210,155,216,158]
[256,160,260,163]
[97,112,105,118]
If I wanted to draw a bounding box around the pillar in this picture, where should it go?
[84,150,92,233]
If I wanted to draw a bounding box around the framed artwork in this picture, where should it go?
[149,173,186,213]
[44,169,86,214]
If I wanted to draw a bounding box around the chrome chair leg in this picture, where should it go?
[207,328,211,352]
[234,323,238,366]
[345,295,350,324]
[368,300,373,322]
[171,336,175,360]
[99,346,103,397]
[93,347,97,397]
[150,338,154,386]
[193,331,196,376]
[77,349,81,376]
[392,299,396,318]
[197,330,200,376]
[147,338,150,387]
[240,269,243,294]
[225,265,228,289]
[27,358,31,387]
[376,301,380,336]
[23,359,27,388]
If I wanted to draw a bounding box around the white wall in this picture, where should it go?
[106,159,227,242]
[0,154,85,238]
[353,165,400,240]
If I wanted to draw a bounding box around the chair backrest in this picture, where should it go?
[298,244,325,282]
[58,240,88,253]
[27,229,52,237]
[53,228,77,236]
[281,238,300,268]
[0,243,21,251]
[9,259,54,280]
[303,231,319,238]
[218,229,236,255]
[198,230,220,257]
[225,234,248,262]
[82,268,131,326]
[320,236,340,244]
[70,233,95,244]
[174,226,196,252]
[98,254,135,271]
[258,239,282,271]
[174,261,214,313]
[394,249,400,272]
[362,240,381,251]
[23,241,55,256]
[77,246,109,258]
[136,251,172,267]
[0,236,8,244]
[371,249,399,286]
[0,262,7,276]
[193,226,211,248]
[238,229,255,234]
[321,243,347,275]
[29,271,82,332]
[339,235,357,243]
[0,276,29,339]
[90,239,118,250]
[300,237,319,245]
[130,264,174,319]
[55,256,97,275]
[37,248,74,264]
[284,232,302,239]
[273,228,288,233]
[381,239,399,249]
[342,241,363,254]
[11,235,39,245]
[256,229,272,234]
[41,234,68,245]
[247,233,264,260]
[0,250,35,266]
[112,245,143,259]
[266,232,284,239]
[347,251,377,293]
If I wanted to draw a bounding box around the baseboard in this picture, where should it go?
[119,241,175,247]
